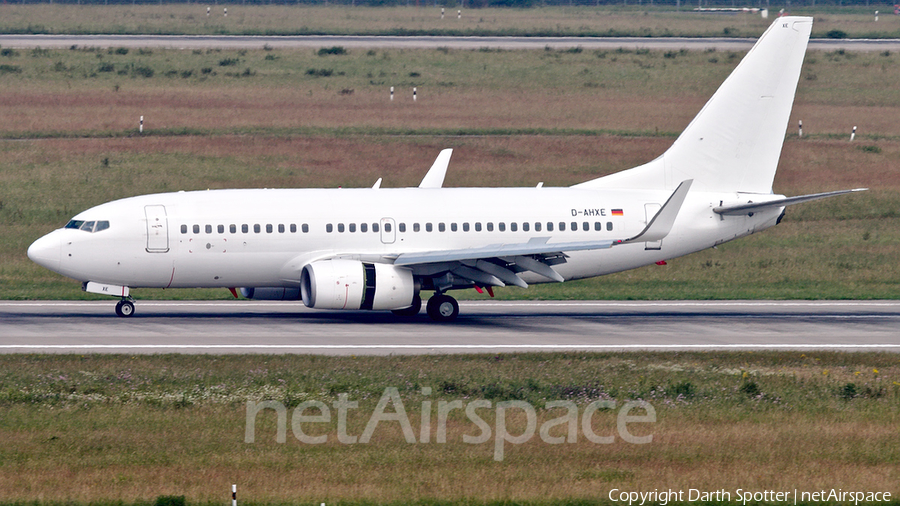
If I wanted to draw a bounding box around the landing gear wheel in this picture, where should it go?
[426,294,459,322]
[391,294,422,317]
[115,299,135,318]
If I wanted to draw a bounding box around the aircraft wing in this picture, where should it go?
[392,237,616,266]
[390,180,692,287]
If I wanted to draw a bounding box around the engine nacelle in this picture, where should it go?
[239,287,301,300]
[300,259,415,310]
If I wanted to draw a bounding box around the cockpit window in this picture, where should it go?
[65,219,109,233]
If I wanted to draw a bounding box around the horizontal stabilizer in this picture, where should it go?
[621,180,692,244]
[714,188,868,215]
[418,149,453,188]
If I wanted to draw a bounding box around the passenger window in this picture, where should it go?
[373,223,379,233]
[426,223,433,232]
[326,224,333,233]
[463,223,470,232]
[338,223,345,233]
[253,224,261,233]
[193,224,200,234]
[486,222,494,232]
[399,223,406,233]
[595,222,602,231]
[384,223,392,232]
[583,222,589,231]
[451,223,458,232]
[278,224,285,233]
[218,225,225,234]
[302,224,309,233]
[360,223,367,233]
[535,222,542,232]
[95,221,109,232]
[475,222,482,232]
[498,222,505,232]
[413,223,420,232]
[439,223,446,232]
[230,224,237,233]
[290,224,296,233]
[559,222,565,232]
[242,224,249,233]
[181,225,188,234]
[571,222,577,231]
[349,223,356,233]
[523,222,529,232]
[510,222,517,232]
[607,222,613,231]
[266,224,273,233]
[206,225,213,234]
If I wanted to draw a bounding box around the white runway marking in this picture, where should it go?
[3,344,900,351]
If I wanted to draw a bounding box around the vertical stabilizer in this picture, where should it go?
[576,17,812,193]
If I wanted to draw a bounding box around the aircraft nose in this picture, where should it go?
[27,232,62,272]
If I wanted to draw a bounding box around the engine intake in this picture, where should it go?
[300,259,415,310]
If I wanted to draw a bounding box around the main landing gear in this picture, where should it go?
[115,298,135,318]
[426,293,459,322]
[391,293,459,321]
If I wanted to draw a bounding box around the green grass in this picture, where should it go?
[1,5,900,39]
[0,353,898,503]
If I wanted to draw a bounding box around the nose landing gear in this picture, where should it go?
[115,298,135,318]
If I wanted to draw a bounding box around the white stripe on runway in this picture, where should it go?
[3,344,900,350]
[3,301,899,307]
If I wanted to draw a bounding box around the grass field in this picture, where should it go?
[1,43,898,301]
[0,353,898,504]
[2,5,900,38]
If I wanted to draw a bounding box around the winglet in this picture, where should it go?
[622,180,692,244]
[418,149,453,188]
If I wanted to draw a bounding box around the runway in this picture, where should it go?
[2,300,899,354]
[1,34,899,51]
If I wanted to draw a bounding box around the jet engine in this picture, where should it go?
[300,259,416,310]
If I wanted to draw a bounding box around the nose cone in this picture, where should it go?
[27,232,62,273]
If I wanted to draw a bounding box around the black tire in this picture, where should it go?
[115,300,135,318]
[391,294,422,317]
[426,294,459,322]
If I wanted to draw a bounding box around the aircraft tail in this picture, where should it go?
[576,16,812,193]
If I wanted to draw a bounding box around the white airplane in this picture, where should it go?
[28,16,864,321]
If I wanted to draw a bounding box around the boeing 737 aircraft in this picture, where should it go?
[28,17,864,321]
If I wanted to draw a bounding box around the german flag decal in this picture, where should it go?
[611,209,624,216]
